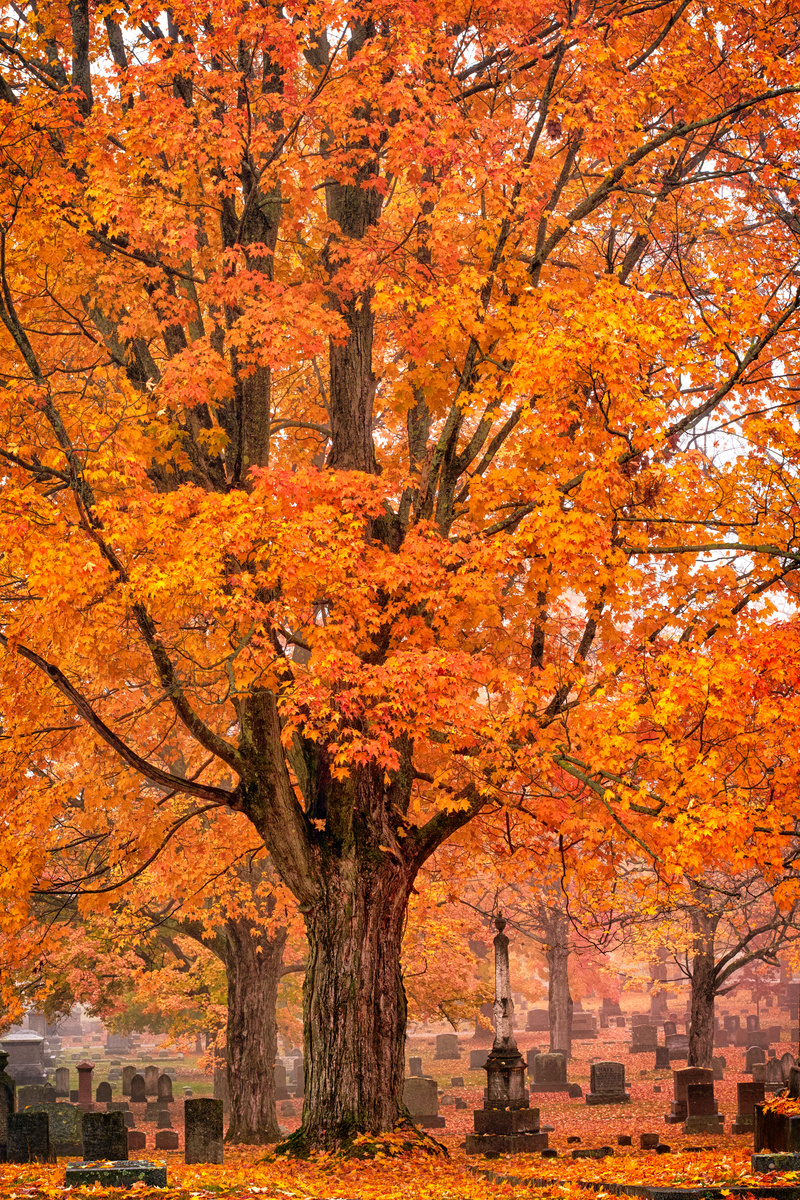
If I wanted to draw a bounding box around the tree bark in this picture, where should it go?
[544,908,573,1057]
[224,915,287,1143]
[288,851,414,1151]
[688,905,718,1068]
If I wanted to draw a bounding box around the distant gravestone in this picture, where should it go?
[409,1057,422,1077]
[586,1062,630,1105]
[765,1057,784,1093]
[17,1084,55,1108]
[753,1061,767,1084]
[82,1111,128,1162]
[782,1053,797,1082]
[530,1053,571,1093]
[711,1056,725,1081]
[746,1045,767,1074]
[7,1111,51,1162]
[292,1060,304,1098]
[665,1033,689,1061]
[732,1080,765,1134]
[156,1129,179,1150]
[144,1101,160,1121]
[451,1076,464,1087]
[654,1047,670,1071]
[630,1024,658,1054]
[76,1062,94,1108]
[130,1074,146,1103]
[122,1066,136,1096]
[54,1067,69,1097]
[663,1021,677,1037]
[470,1049,488,1070]
[724,1015,740,1031]
[143,1065,159,1096]
[157,1074,173,1103]
[402,1077,445,1127]
[156,1109,173,1129]
[96,1081,112,1103]
[526,1009,550,1032]
[434,1033,460,1059]
[572,1012,598,1040]
[747,1015,760,1031]
[185,1097,223,1164]
[23,1103,82,1156]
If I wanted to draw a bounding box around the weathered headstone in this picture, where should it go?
[17,1084,55,1108]
[746,1045,767,1074]
[7,1111,51,1162]
[572,1012,598,1040]
[143,1065,159,1097]
[155,1129,179,1150]
[470,1049,488,1070]
[782,1053,797,1082]
[185,1097,223,1164]
[0,1033,47,1086]
[526,1009,550,1032]
[24,1103,82,1156]
[65,1161,166,1188]
[76,1061,94,1108]
[641,1132,660,1149]
[129,1074,146,1103]
[54,1067,70,1098]
[403,1077,444,1127]
[82,1111,128,1161]
[156,1074,173,1103]
[753,1061,767,1084]
[747,1015,761,1031]
[724,1015,740,1031]
[292,1060,304,1098]
[666,1066,713,1125]
[765,1057,784,1093]
[663,1021,677,1037]
[127,1129,146,1151]
[683,1083,723,1134]
[654,1046,670,1071]
[630,1024,658,1054]
[586,1062,630,1105]
[96,1081,112,1104]
[665,1032,690,1061]
[122,1066,136,1096]
[273,1062,292,1100]
[529,1053,571,1094]
[409,1056,422,1077]
[144,1100,160,1121]
[732,1080,766,1134]
[451,1076,464,1087]
[434,1033,460,1059]
[156,1108,172,1129]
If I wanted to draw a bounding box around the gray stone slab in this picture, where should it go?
[65,1160,167,1188]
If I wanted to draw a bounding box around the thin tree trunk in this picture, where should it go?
[688,905,718,1068]
[545,909,572,1057]
[224,916,287,1143]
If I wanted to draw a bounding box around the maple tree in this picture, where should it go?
[1,0,800,1153]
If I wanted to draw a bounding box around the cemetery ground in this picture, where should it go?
[1,1017,797,1200]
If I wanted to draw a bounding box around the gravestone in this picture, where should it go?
[185,1097,224,1164]
[753,1062,767,1084]
[213,1065,230,1112]
[663,1021,677,1037]
[105,1034,131,1055]
[7,1111,51,1162]
[54,1067,69,1097]
[654,1046,670,1070]
[629,1024,658,1054]
[526,1009,550,1032]
[130,1074,146,1103]
[733,1080,766,1134]
[724,1015,740,1031]
[599,1013,609,1029]
[683,1083,723,1134]
[274,1063,292,1100]
[65,1161,166,1188]
[144,1101,160,1121]
[127,1129,146,1151]
[530,1053,571,1094]
[23,1103,82,1156]
[747,1015,761,1031]
[586,1062,630,1105]
[0,1050,15,1160]
[155,1129,179,1150]
[17,1084,55,1108]
[711,1056,725,1081]
[470,1049,489,1070]
[746,1045,767,1074]
[572,1012,598,1040]
[122,1066,136,1096]
[156,1109,172,1129]
[765,1057,784,1093]
[451,1076,464,1087]
[143,1065,159,1096]
[409,1057,423,1077]
[292,1060,304,1098]
[602,998,622,1014]
[0,1032,47,1086]
[665,1032,689,1061]
[665,1067,713,1124]
[96,1081,112,1103]
[434,1033,460,1059]
[615,1016,626,1028]
[157,1074,173,1103]
[82,1111,128,1161]
[783,1053,797,1081]
[641,1132,660,1149]
[403,1077,445,1128]
[76,1061,94,1108]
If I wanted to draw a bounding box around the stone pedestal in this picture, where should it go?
[76,1062,94,1109]
[665,1067,712,1124]
[0,1033,47,1087]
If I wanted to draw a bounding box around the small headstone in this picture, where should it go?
[130,1073,146,1103]
[663,1021,677,1037]
[403,1077,444,1127]
[143,1065,159,1096]
[69,1090,79,1102]
[711,1056,725,1081]
[470,1049,488,1070]
[747,1015,760,1031]
[656,1144,671,1154]
[541,1147,558,1158]
[156,1129,179,1149]
[185,1097,224,1164]
[732,1080,765,1134]
[96,1081,112,1103]
[156,1109,173,1129]
[144,1100,160,1121]
[630,1024,658,1053]
[531,1052,570,1093]
[618,1134,632,1146]
[641,1132,660,1149]
[753,1062,767,1084]
[54,1067,70,1097]
[409,1056,422,1076]
[724,1015,740,1031]
[82,1111,128,1161]
[455,1097,467,1109]
[7,1111,51,1162]
[654,1046,670,1070]
[122,1066,136,1096]
[451,1076,464,1087]
[127,1129,146,1151]
[586,1061,629,1105]
[746,1045,767,1074]
[434,1033,460,1059]
[157,1074,173,1103]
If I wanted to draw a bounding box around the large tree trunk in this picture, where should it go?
[544,908,573,1057]
[224,915,287,1143]
[286,853,413,1151]
[688,905,718,1068]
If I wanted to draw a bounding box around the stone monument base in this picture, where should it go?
[65,1161,167,1189]
[732,1119,755,1135]
[529,1083,572,1094]
[585,1092,630,1105]
[683,1115,724,1134]
[465,1131,549,1156]
[415,1115,446,1128]
[752,1153,800,1173]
